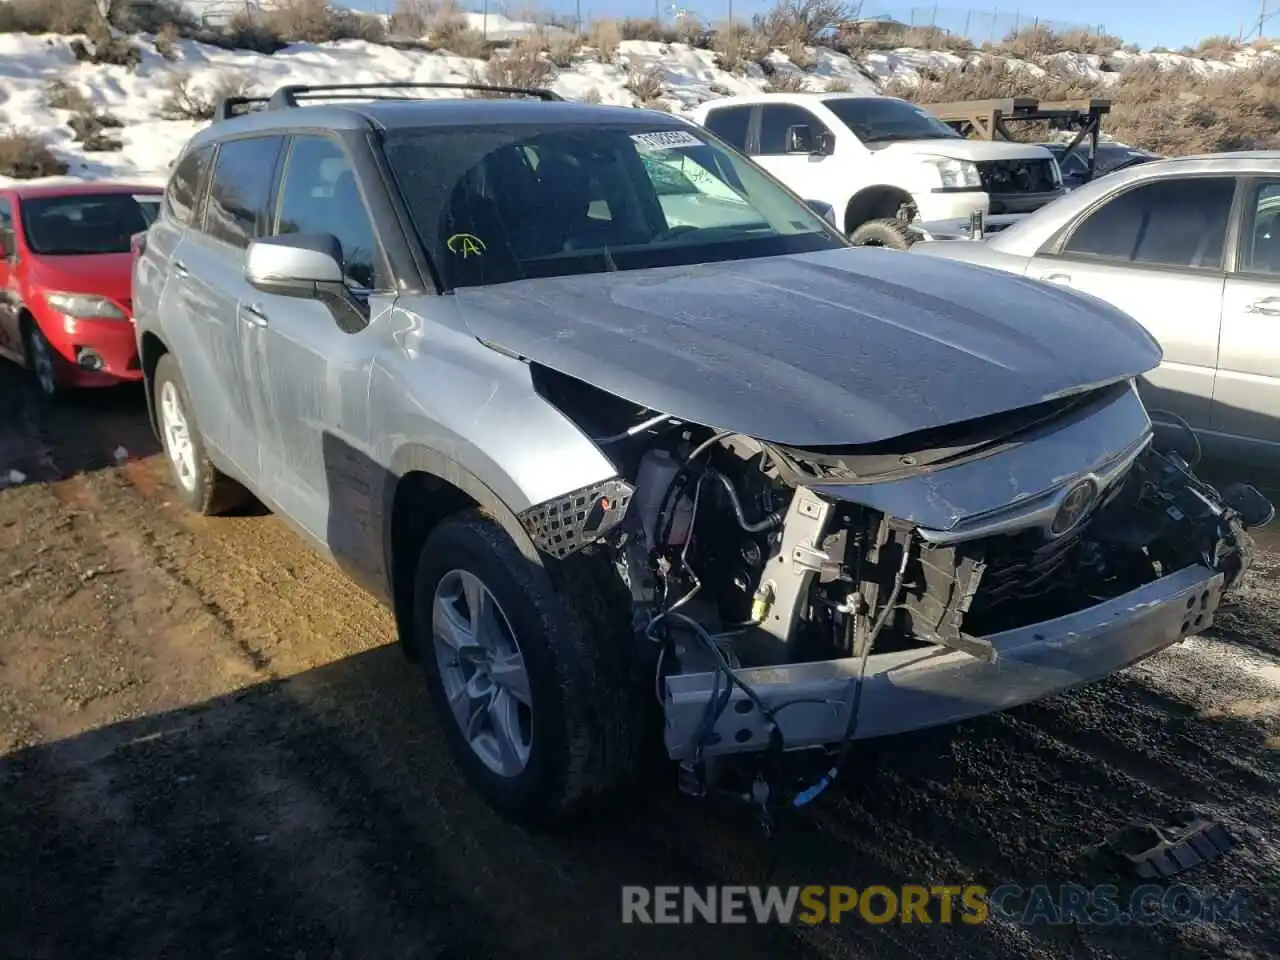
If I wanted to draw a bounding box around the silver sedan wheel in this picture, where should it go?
[158,380,198,493]
[27,327,57,396]
[432,569,533,778]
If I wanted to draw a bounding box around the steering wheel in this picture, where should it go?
[652,224,700,243]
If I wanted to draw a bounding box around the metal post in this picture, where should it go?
[963,9,971,37]
[989,8,998,41]
[482,0,488,39]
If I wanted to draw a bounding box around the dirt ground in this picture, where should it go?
[1,363,1278,960]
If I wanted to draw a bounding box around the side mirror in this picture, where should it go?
[245,232,344,298]
[804,199,837,226]
[817,130,836,155]
[0,232,13,260]
[786,124,814,154]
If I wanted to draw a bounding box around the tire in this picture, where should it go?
[848,218,917,250]
[152,354,247,515]
[413,510,644,828]
[23,319,64,401]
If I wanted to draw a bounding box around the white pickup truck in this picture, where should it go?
[688,92,1064,245]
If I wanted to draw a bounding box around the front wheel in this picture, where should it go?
[23,320,63,400]
[848,218,917,250]
[413,510,643,827]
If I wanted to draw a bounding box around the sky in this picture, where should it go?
[469,0,1280,50]
[191,0,1280,52]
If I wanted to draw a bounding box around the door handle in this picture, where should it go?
[172,259,189,278]
[239,303,268,328]
[1246,296,1280,316]
[1039,272,1072,284]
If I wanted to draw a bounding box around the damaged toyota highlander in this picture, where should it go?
[132,84,1273,830]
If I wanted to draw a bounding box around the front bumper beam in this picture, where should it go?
[662,563,1225,761]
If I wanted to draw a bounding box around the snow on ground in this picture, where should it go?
[0,23,1277,190]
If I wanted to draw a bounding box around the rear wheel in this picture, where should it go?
[848,218,917,250]
[413,510,643,827]
[152,354,247,515]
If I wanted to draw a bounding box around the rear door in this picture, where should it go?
[1024,175,1237,429]
[1214,177,1280,454]
[169,134,285,481]
[246,132,390,542]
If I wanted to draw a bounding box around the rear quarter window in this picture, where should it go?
[163,144,214,226]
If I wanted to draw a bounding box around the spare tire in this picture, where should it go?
[848,218,917,250]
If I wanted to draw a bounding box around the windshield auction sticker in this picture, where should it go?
[631,130,703,150]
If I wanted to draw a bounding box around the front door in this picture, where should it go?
[244,133,387,544]
[749,103,843,207]
[1214,178,1280,453]
[0,196,18,360]
[1024,174,1237,430]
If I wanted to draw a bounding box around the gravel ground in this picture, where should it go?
[0,363,1277,960]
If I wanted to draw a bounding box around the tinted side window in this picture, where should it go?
[1063,177,1235,270]
[204,136,284,249]
[758,104,828,155]
[703,106,751,151]
[0,198,13,257]
[1240,181,1280,276]
[164,144,213,226]
[273,135,380,289]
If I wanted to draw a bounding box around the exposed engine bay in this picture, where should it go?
[518,370,1273,828]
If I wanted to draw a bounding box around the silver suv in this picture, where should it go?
[132,82,1270,830]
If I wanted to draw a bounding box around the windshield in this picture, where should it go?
[822,97,963,144]
[383,122,846,290]
[20,192,156,255]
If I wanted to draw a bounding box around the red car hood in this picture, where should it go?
[27,253,133,308]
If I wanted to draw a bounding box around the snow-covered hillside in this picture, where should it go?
[0,20,1277,188]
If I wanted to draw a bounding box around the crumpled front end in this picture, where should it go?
[513,371,1270,814]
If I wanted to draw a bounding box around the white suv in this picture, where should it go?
[689,93,1063,244]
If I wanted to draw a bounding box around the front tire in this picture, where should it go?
[848,218,917,249]
[413,510,643,827]
[23,320,63,400]
[152,354,246,515]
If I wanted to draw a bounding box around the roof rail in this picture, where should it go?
[214,94,271,122]
[265,82,564,110]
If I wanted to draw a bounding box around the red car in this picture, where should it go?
[0,181,161,398]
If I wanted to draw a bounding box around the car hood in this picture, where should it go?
[27,252,133,305]
[451,246,1162,446]
[880,139,1054,163]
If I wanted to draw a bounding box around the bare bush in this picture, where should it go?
[1055,27,1124,56]
[0,129,68,178]
[784,37,816,70]
[474,41,556,92]
[254,0,385,45]
[543,29,581,67]
[1193,35,1242,61]
[985,24,1064,59]
[579,86,602,103]
[897,25,971,52]
[68,107,123,151]
[0,0,95,34]
[70,33,142,67]
[712,25,767,75]
[157,70,254,121]
[588,19,622,62]
[764,71,807,92]
[621,17,675,42]
[890,58,1280,156]
[753,0,852,48]
[625,65,665,104]
[154,22,179,59]
[824,77,852,92]
[45,79,90,112]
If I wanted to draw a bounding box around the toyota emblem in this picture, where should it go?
[1050,479,1098,537]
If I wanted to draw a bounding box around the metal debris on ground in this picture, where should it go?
[1098,811,1236,879]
